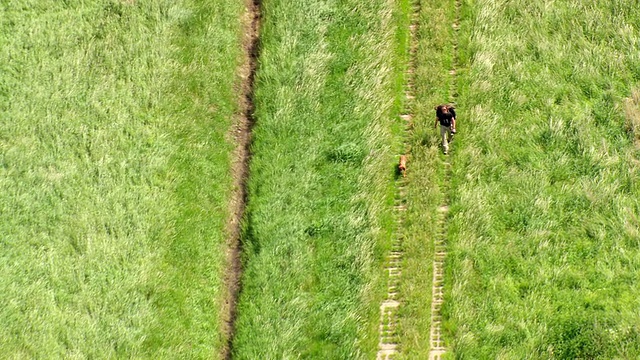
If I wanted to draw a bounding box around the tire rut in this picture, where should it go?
[428,0,460,358]
[221,0,261,359]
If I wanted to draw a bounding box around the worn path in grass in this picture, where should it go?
[430,165,453,357]
[428,0,460,358]
[376,1,419,359]
[429,0,460,359]
[389,0,462,357]
[222,0,261,358]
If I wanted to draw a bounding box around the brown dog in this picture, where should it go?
[399,155,407,177]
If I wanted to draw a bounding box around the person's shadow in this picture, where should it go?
[422,133,438,148]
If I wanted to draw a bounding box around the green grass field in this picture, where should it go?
[3,0,640,358]
[0,1,245,357]
[440,0,640,358]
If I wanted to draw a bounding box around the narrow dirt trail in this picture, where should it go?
[221,0,261,359]
[376,2,420,359]
[428,0,460,359]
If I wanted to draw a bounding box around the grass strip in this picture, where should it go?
[231,0,405,357]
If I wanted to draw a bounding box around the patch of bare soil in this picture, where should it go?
[624,88,640,146]
[220,0,260,359]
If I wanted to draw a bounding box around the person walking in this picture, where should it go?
[434,104,456,154]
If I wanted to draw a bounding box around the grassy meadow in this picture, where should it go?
[0,0,245,357]
[230,0,407,358]
[4,0,638,358]
[439,0,640,358]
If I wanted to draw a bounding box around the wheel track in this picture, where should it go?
[428,0,460,359]
[376,1,420,359]
[222,0,261,359]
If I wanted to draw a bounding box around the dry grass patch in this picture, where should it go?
[624,88,640,146]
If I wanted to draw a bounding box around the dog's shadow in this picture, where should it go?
[394,165,401,180]
[394,164,405,180]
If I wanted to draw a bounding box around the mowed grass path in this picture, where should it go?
[397,0,457,357]
[1,1,245,357]
[231,0,407,358]
[443,0,640,358]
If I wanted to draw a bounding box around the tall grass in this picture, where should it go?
[230,0,405,357]
[444,0,640,357]
[0,1,245,357]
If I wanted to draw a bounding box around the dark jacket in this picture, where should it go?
[436,106,456,127]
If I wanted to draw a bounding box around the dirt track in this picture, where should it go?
[221,0,261,359]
